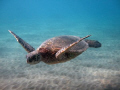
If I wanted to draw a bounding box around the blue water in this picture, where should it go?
[0,0,120,90]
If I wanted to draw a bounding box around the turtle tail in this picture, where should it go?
[8,30,35,53]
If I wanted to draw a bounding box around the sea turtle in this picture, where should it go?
[8,30,101,65]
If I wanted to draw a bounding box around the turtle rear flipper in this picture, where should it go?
[8,30,35,53]
[55,35,91,59]
[85,39,101,48]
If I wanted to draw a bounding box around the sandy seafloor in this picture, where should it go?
[0,19,120,90]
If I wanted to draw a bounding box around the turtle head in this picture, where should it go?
[26,50,41,65]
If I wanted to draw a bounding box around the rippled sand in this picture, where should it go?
[0,37,120,90]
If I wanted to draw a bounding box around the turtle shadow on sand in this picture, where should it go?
[8,30,101,65]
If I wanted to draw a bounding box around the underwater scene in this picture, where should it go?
[0,0,120,90]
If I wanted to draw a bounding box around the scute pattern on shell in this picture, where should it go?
[36,36,88,64]
[38,36,88,52]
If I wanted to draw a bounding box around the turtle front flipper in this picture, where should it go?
[8,30,35,53]
[55,35,91,59]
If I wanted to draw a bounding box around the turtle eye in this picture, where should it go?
[32,56,36,60]
[35,55,40,61]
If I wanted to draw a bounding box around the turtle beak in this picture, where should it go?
[26,54,33,64]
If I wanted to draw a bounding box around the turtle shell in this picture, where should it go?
[37,36,88,64]
[38,36,88,51]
